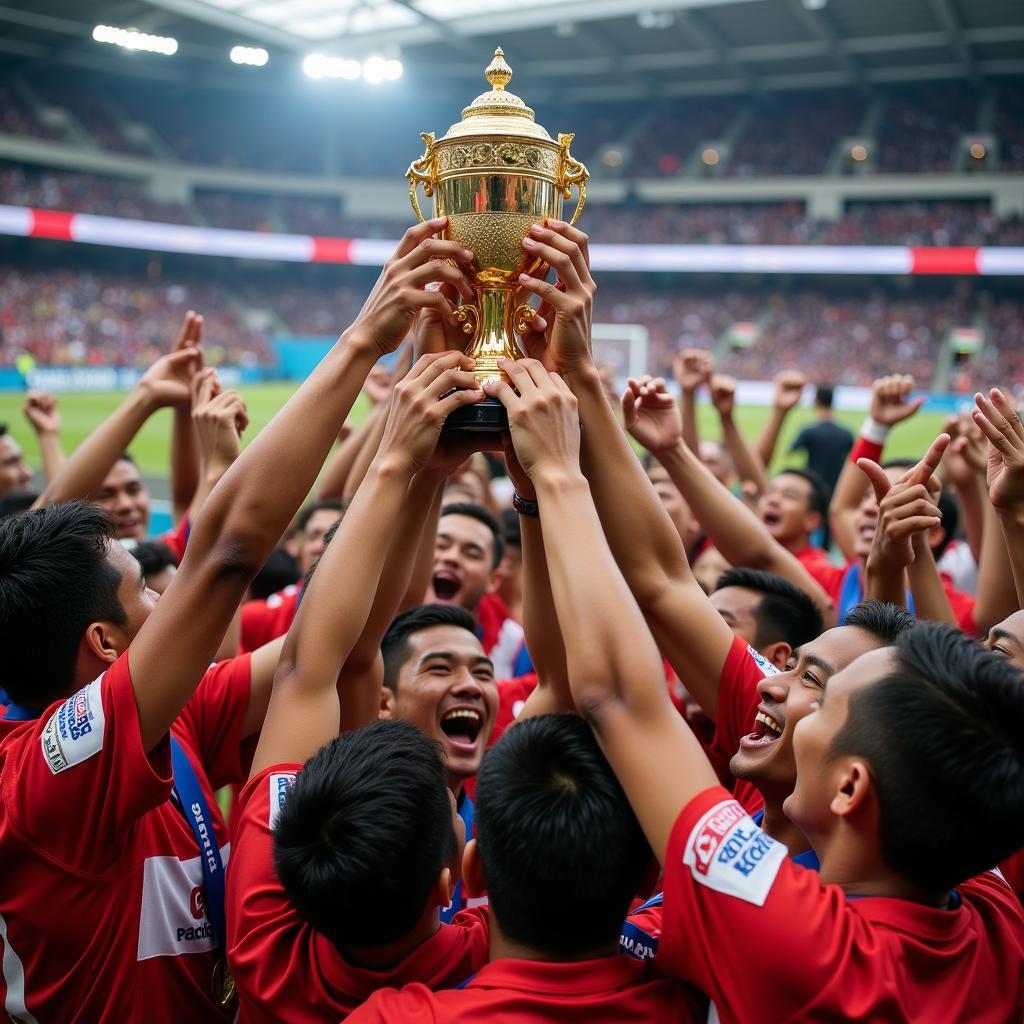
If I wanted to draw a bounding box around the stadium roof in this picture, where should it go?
[1,0,1022,100]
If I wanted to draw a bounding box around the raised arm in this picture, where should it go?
[22,391,65,483]
[624,375,833,625]
[829,374,924,561]
[252,351,483,774]
[673,349,710,458]
[756,370,807,469]
[511,221,735,721]
[129,219,476,752]
[169,311,204,521]
[34,347,201,509]
[710,373,767,498]
[489,357,717,864]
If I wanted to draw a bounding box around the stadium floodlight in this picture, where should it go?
[303,53,362,80]
[362,56,403,83]
[802,0,827,8]
[230,45,269,67]
[92,24,178,55]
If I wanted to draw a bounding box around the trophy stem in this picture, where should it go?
[466,285,521,385]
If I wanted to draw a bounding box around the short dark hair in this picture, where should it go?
[814,385,835,409]
[715,568,823,651]
[249,547,300,601]
[773,467,829,518]
[0,423,7,437]
[0,502,126,703]
[474,714,652,957]
[297,500,344,534]
[132,540,177,580]
[273,720,458,950]
[829,622,1024,892]
[933,489,959,560]
[440,501,504,568]
[0,490,40,518]
[381,604,479,692]
[843,600,916,642]
[117,451,136,465]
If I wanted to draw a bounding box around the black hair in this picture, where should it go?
[117,451,136,465]
[381,604,479,692]
[273,720,458,950]
[829,622,1024,893]
[132,540,177,580]
[248,547,300,601]
[0,423,7,437]
[0,490,40,518]
[842,600,916,642]
[501,507,521,551]
[297,500,344,535]
[814,385,835,409]
[475,714,652,957]
[440,501,504,568]
[772,467,830,519]
[0,501,126,703]
[715,568,823,651]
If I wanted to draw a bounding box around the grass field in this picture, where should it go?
[0,384,951,479]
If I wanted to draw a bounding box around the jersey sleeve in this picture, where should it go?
[174,654,253,790]
[2,653,173,870]
[160,514,190,564]
[658,787,852,1021]
[707,637,777,773]
[345,985,439,1024]
[225,763,308,1021]
[789,427,809,453]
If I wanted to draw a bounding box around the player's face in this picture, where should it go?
[699,441,731,486]
[96,460,151,541]
[387,625,499,783]
[758,474,818,545]
[0,435,33,495]
[730,626,882,795]
[297,509,340,576]
[107,541,160,649]
[785,646,896,834]
[710,586,763,647]
[984,610,1024,673]
[428,514,496,612]
[649,470,699,549]
[853,466,903,560]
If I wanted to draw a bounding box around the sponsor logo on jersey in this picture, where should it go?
[189,885,206,920]
[268,772,296,829]
[746,645,781,678]
[40,678,106,775]
[684,799,787,905]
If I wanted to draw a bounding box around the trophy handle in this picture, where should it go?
[556,132,590,226]
[406,131,437,225]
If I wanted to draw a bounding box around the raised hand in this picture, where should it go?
[376,352,483,474]
[973,388,1024,514]
[23,391,60,435]
[621,375,682,454]
[857,433,949,568]
[138,346,203,409]
[484,357,581,482]
[673,349,713,395]
[191,368,249,470]
[773,370,807,412]
[515,220,595,376]
[709,373,737,419]
[352,219,476,357]
[363,365,394,407]
[172,310,204,356]
[869,373,925,427]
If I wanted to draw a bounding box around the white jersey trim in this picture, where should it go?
[0,910,40,1024]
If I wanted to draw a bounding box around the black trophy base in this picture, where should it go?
[443,394,508,433]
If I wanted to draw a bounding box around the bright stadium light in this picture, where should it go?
[303,53,362,80]
[362,56,403,83]
[92,24,178,55]
[230,45,269,67]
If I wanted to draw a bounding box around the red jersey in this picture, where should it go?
[659,787,1024,1023]
[345,953,703,1023]
[159,514,191,564]
[475,593,525,680]
[240,584,300,654]
[491,674,537,745]
[707,635,778,816]
[227,765,490,1024]
[0,653,252,1023]
[794,545,844,595]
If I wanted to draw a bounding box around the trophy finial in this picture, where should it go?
[485,47,512,91]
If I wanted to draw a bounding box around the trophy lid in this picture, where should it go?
[440,47,552,143]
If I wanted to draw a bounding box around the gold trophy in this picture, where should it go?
[407,47,589,430]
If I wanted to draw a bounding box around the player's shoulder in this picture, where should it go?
[239,764,300,829]
[265,584,300,610]
[347,981,440,1023]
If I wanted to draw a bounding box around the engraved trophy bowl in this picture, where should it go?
[407,47,588,430]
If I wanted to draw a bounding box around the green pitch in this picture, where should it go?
[0,384,952,479]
